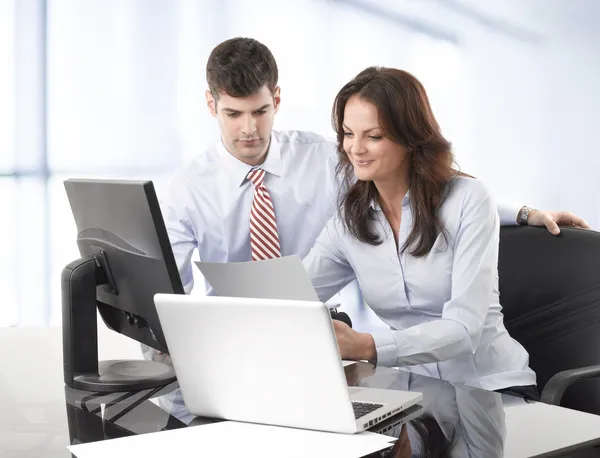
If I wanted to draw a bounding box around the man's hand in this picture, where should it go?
[528,209,591,235]
[333,320,376,361]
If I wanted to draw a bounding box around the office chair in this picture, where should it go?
[499,225,600,414]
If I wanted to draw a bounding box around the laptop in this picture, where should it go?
[154,294,423,434]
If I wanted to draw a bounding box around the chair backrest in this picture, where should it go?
[499,226,600,414]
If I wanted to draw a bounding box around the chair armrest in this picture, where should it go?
[540,364,600,405]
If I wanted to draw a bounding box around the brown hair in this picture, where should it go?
[332,67,456,257]
[206,37,278,100]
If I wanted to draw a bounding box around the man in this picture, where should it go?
[154,37,589,420]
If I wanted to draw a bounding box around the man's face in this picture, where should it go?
[206,85,281,166]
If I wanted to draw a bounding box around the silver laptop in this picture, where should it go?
[154,294,422,434]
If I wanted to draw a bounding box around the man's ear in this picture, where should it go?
[273,86,281,114]
[206,90,217,117]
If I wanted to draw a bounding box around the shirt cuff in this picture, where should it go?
[371,329,398,367]
[497,201,523,226]
[325,293,342,310]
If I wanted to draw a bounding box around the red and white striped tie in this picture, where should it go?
[247,168,281,261]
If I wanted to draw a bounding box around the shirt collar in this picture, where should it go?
[370,190,411,211]
[216,134,283,187]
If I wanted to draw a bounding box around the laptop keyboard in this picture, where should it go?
[352,401,384,419]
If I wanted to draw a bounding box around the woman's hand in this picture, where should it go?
[333,320,376,361]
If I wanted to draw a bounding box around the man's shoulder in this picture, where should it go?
[274,129,337,149]
[167,145,220,194]
[178,143,220,176]
[274,130,338,169]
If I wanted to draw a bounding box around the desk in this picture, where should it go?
[3,327,600,458]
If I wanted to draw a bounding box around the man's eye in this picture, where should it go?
[226,113,240,118]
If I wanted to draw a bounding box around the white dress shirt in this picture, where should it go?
[302,176,536,390]
[163,130,521,295]
[161,130,340,294]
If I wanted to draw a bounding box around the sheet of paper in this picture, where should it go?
[68,420,396,458]
[195,255,320,302]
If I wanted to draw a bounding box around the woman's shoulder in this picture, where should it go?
[438,175,497,227]
[325,210,347,236]
[446,174,494,206]
[322,208,369,248]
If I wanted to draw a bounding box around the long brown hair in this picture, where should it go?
[332,67,455,257]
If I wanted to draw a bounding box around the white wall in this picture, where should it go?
[452,0,600,222]
[176,0,600,224]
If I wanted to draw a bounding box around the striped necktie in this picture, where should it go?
[247,168,281,261]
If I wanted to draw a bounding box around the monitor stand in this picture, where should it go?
[62,254,176,393]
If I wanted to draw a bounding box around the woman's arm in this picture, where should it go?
[302,219,357,303]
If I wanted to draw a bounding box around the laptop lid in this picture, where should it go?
[154,294,358,433]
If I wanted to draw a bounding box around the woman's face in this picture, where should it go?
[342,95,410,184]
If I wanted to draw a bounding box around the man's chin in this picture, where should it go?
[237,148,264,157]
[234,147,267,163]
[239,145,262,152]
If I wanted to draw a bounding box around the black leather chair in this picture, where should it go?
[499,226,600,414]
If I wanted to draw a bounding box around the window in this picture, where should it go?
[0,1,15,172]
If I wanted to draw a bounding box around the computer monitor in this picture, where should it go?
[62,178,184,393]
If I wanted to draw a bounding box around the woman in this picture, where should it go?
[303,66,537,395]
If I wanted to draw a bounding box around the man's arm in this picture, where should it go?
[143,180,199,362]
[524,207,591,235]
[498,201,591,235]
[497,201,523,226]
[162,200,198,294]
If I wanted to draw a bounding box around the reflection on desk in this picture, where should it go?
[350,364,506,457]
[62,364,600,458]
[4,327,600,457]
